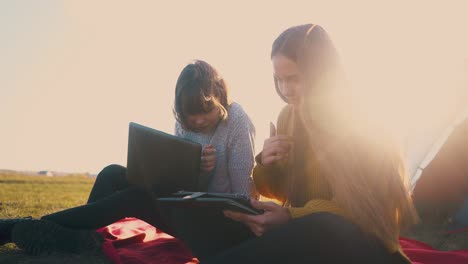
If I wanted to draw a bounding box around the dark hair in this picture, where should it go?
[271,24,342,102]
[173,60,229,129]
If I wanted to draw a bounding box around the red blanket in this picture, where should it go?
[97,218,468,264]
[97,218,198,264]
[399,237,468,264]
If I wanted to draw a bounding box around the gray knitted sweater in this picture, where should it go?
[175,102,255,195]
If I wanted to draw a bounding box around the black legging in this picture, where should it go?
[203,213,407,264]
[86,164,129,203]
[41,165,405,263]
[42,165,169,231]
[41,165,254,259]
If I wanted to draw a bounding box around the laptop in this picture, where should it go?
[126,122,262,215]
[126,122,202,196]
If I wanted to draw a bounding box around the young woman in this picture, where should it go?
[0,60,256,255]
[205,24,419,264]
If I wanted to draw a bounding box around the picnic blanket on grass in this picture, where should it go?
[97,218,468,264]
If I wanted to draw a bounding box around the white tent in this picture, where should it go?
[405,109,468,191]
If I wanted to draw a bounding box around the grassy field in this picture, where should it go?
[0,172,110,264]
[1,172,466,263]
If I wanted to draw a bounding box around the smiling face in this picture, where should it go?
[272,54,305,105]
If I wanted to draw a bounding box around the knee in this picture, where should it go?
[96,164,127,183]
[291,213,363,242]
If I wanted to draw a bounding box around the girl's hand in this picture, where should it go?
[200,144,216,172]
[260,135,292,166]
[223,200,291,236]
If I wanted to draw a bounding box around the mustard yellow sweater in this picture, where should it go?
[253,105,342,217]
[253,105,409,261]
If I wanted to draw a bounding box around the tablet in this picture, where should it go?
[157,191,264,215]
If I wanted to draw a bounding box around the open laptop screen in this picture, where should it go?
[126,122,201,196]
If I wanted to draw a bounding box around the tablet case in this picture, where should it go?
[157,191,264,215]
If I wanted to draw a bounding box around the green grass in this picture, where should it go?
[1,172,466,263]
[0,172,110,264]
[0,173,95,218]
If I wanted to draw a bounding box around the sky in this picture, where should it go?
[1,1,467,174]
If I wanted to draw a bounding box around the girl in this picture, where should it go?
[0,60,256,256]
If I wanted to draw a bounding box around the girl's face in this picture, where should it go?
[272,54,305,105]
[185,107,221,134]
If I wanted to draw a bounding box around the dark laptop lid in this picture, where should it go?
[126,122,201,196]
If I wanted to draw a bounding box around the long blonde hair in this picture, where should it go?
[303,111,418,247]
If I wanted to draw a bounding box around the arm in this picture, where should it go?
[252,155,288,201]
[226,113,256,195]
[224,198,344,237]
[252,105,293,201]
[176,121,214,170]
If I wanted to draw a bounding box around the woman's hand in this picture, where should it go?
[260,135,292,166]
[223,200,291,236]
[201,144,216,172]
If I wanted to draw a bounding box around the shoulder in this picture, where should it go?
[227,102,248,119]
[226,102,254,128]
[220,102,255,141]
